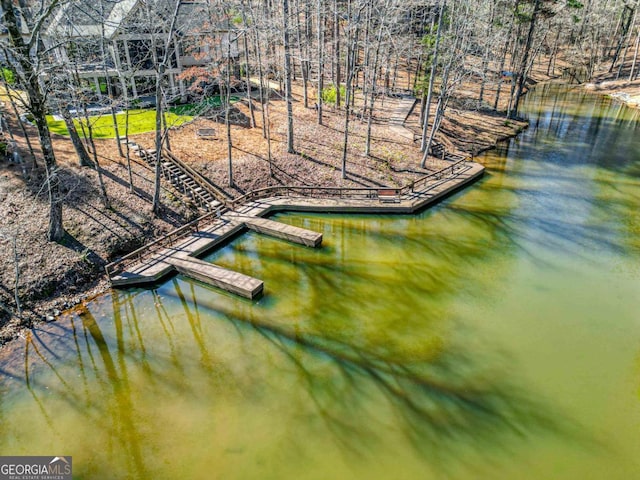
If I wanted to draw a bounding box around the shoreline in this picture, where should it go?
[583,79,640,109]
[27,164,489,329]
[109,162,485,289]
[0,86,532,349]
[0,157,490,350]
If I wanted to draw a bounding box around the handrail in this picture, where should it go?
[228,159,468,209]
[105,206,226,277]
[105,154,469,281]
[163,149,231,203]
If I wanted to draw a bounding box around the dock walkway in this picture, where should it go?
[107,161,484,297]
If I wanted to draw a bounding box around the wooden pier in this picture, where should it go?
[241,216,322,247]
[106,160,484,299]
[107,214,322,297]
[168,257,263,299]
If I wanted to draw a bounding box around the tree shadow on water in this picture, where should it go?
[173,292,594,472]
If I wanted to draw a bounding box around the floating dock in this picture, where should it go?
[167,257,263,299]
[107,161,485,299]
[241,216,322,247]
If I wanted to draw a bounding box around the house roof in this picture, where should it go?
[48,0,138,38]
[46,0,221,40]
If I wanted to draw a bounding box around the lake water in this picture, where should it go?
[1,84,639,479]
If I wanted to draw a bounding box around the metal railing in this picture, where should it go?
[163,149,231,205]
[228,159,468,209]
[105,207,227,278]
[105,156,469,281]
[404,159,467,193]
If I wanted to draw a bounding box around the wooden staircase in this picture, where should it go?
[133,143,229,213]
[429,142,466,163]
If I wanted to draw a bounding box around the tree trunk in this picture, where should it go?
[294,0,309,108]
[630,24,640,81]
[152,67,164,216]
[60,107,92,167]
[152,0,182,216]
[421,1,445,153]
[365,0,387,157]
[617,9,637,80]
[478,3,495,106]
[494,18,513,111]
[226,37,234,187]
[266,84,273,177]
[317,0,325,125]
[246,0,268,137]
[241,7,256,128]
[333,0,341,108]
[609,6,634,72]
[0,70,38,167]
[511,0,541,119]
[341,0,353,180]
[125,97,134,193]
[283,0,295,153]
[1,0,64,241]
[98,13,125,159]
[80,105,110,208]
[12,236,21,319]
[547,25,561,76]
[421,25,459,168]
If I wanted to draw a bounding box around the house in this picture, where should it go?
[44,0,240,102]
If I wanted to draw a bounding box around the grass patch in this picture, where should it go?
[47,95,241,138]
[47,108,194,139]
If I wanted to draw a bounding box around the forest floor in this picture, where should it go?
[582,57,640,109]
[0,64,561,346]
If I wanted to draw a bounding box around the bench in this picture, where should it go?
[196,128,216,139]
[378,189,400,203]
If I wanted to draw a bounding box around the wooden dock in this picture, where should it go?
[241,216,322,247]
[167,257,263,299]
[107,160,485,299]
[108,215,322,296]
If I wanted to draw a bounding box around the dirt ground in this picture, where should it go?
[581,48,640,108]
[0,65,551,346]
[583,79,640,108]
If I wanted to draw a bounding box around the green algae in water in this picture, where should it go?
[1,84,639,479]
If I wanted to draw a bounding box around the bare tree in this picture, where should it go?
[420,1,445,154]
[152,0,183,216]
[1,0,65,241]
[511,0,543,118]
[316,0,325,125]
[283,0,296,153]
[340,0,365,179]
[0,65,38,166]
